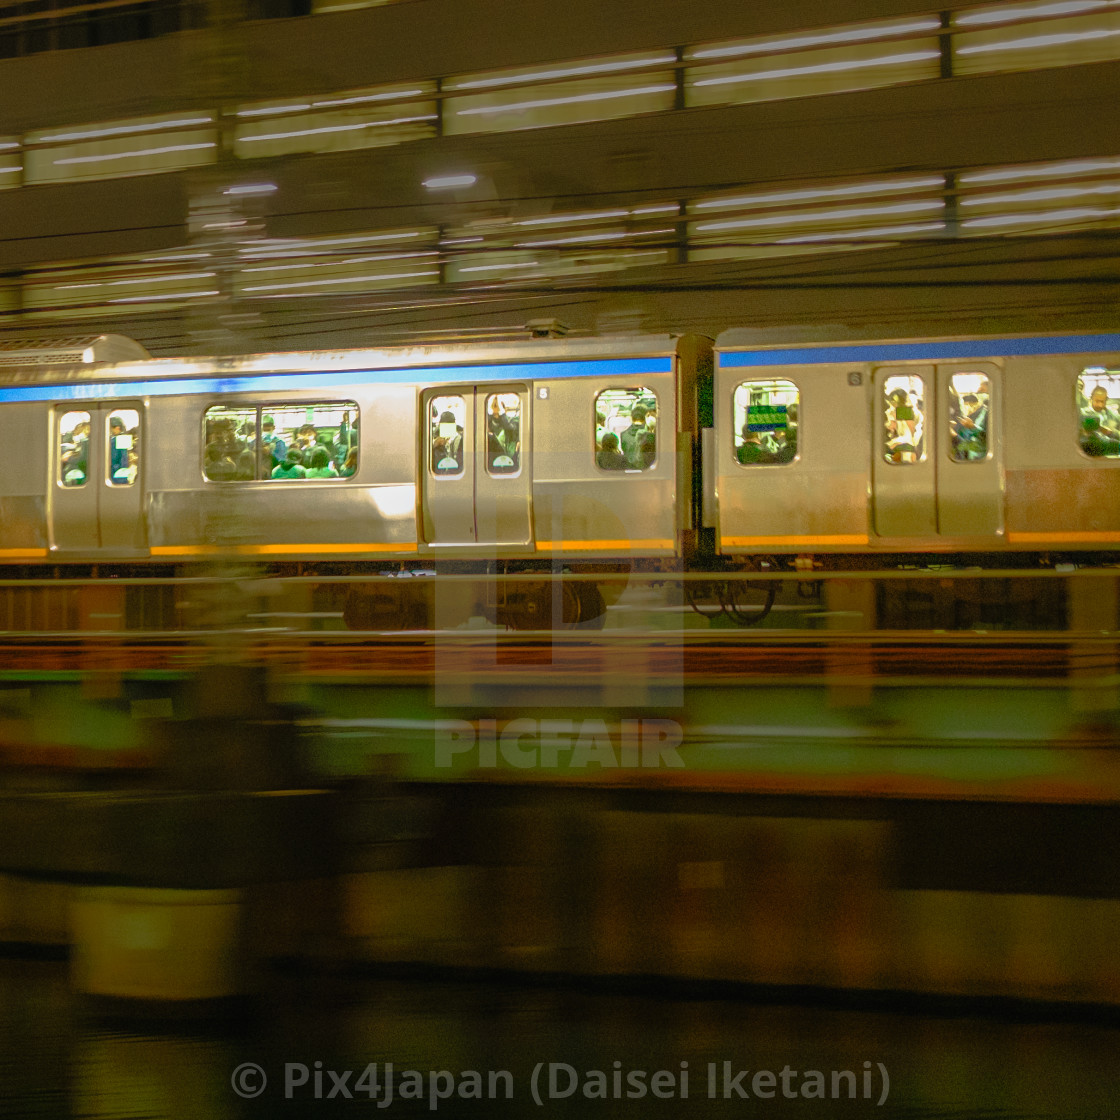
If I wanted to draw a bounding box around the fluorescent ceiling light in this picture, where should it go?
[455,84,675,116]
[691,50,938,89]
[690,19,940,60]
[423,175,478,189]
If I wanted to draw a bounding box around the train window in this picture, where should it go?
[948,373,991,462]
[882,375,925,464]
[732,380,798,465]
[595,388,657,472]
[485,392,521,475]
[59,411,90,487]
[203,405,257,481]
[268,403,358,479]
[202,402,359,481]
[430,395,466,475]
[106,409,140,486]
[1078,373,1120,459]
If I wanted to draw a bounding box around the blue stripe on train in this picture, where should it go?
[0,356,674,403]
[720,335,1120,367]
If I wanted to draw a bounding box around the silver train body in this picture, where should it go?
[1,331,1119,575]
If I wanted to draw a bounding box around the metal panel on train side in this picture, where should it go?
[0,402,49,557]
[531,370,677,557]
[934,362,1002,538]
[473,386,531,547]
[715,363,870,553]
[145,386,419,558]
[871,364,1003,543]
[419,383,532,552]
[1002,353,1120,549]
[48,401,146,555]
[871,366,937,538]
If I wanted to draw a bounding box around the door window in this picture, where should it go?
[485,392,522,474]
[1078,372,1120,458]
[882,374,925,463]
[732,379,799,465]
[430,394,466,475]
[59,410,90,487]
[107,408,140,486]
[948,372,991,462]
[594,387,657,471]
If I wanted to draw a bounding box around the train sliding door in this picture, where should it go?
[420,384,532,550]
[49,402,145,555]
[872,364,1002,541]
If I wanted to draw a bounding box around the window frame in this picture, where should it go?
[593,386,659,474]
[731,377,800,468]
[1076,374,1120,462]
[200,400,359,483]
[428,393,467,478]
[946,372,992,465]
[881,373,926,467]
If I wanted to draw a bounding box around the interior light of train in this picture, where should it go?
[694,200,943,232]
[446,55,676,91]
[690,50,940,89]
[691,177,943,211]
[960,183,1120,205]
[237,114,437,144]
[423,175,477,189]
[453,84,676,116]
[961,158,1120,183]
[962,206,1112,227]
[954,0,1119,26]
[956,27,1120,54]
[776,220,946,243]
[36,117,213,143]
[52,142,216,166]
[688,19,942,60]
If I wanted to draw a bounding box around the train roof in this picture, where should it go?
[0,334,704,404]
[0,335,151,369]
[715,329,1120,366]
[0,333,691,387]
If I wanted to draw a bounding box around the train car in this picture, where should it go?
[710,331,1120,565]
[0,334,710,628]
[3,328,1119,630]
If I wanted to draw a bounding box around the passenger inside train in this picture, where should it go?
[884,380,924,463]
[486,393,520,472]
[949,374,990,462]
[732,378,799,466]
[594,387,656,472]
[1080,379,1120,456]
[202,402,358,481]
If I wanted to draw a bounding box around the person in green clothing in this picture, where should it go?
[306,446,339,478]
[737,423,774,464]
[272,447,307,479]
